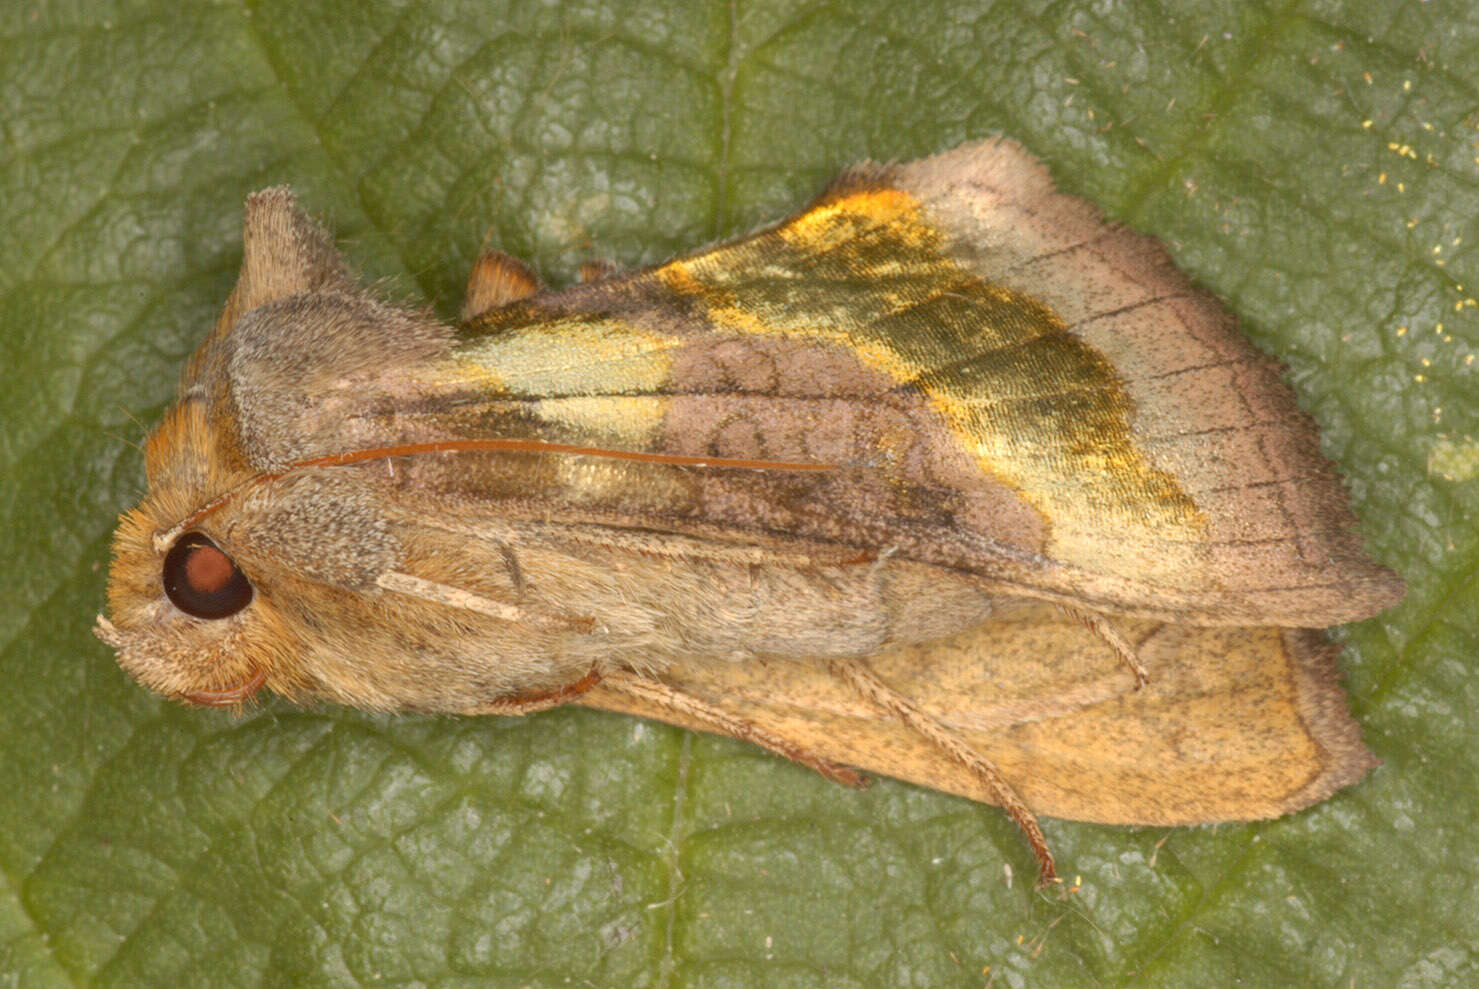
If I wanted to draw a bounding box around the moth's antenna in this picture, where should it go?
[153,440,839,552]
[295,439,839,473]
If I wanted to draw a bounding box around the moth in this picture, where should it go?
[96,139,1403,884]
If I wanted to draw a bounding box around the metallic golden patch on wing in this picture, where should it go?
[656,184,1204,575]
[533,395,670,454]
[455,313,680,396]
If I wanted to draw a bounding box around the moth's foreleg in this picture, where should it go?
[471,667,605,715]
[376,570,590,631]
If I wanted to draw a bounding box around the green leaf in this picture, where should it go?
[3,0,1474,984]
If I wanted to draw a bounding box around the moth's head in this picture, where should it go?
[95,532,277,707]
[93,187,425,708]
[94,400,300,706]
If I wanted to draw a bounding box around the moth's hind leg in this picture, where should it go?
[827,658,1060,887]
[588,661,1060,887]
[462,249,541,321]
[594,670,869,789]
[1057,605,1150,687]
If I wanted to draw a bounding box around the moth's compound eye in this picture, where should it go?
[162,532,253,619]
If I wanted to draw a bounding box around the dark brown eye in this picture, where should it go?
[162,532,253,619]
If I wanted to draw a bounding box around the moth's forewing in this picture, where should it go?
[578,601,1375,825]
[391,138,1401,627]
[191,143,1399,629]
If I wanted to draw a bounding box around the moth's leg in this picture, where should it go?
[377,570,593,632]
[184,664,269,708]
[473,667,604,715]
[497,542,527,600]
[409,513,870,570]
[534,523,870,569]
[578,258,618,282]
[599,671,869,788]
[827,658,1061,887]
[1057,605,1150,688]
[462,249,541,321]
